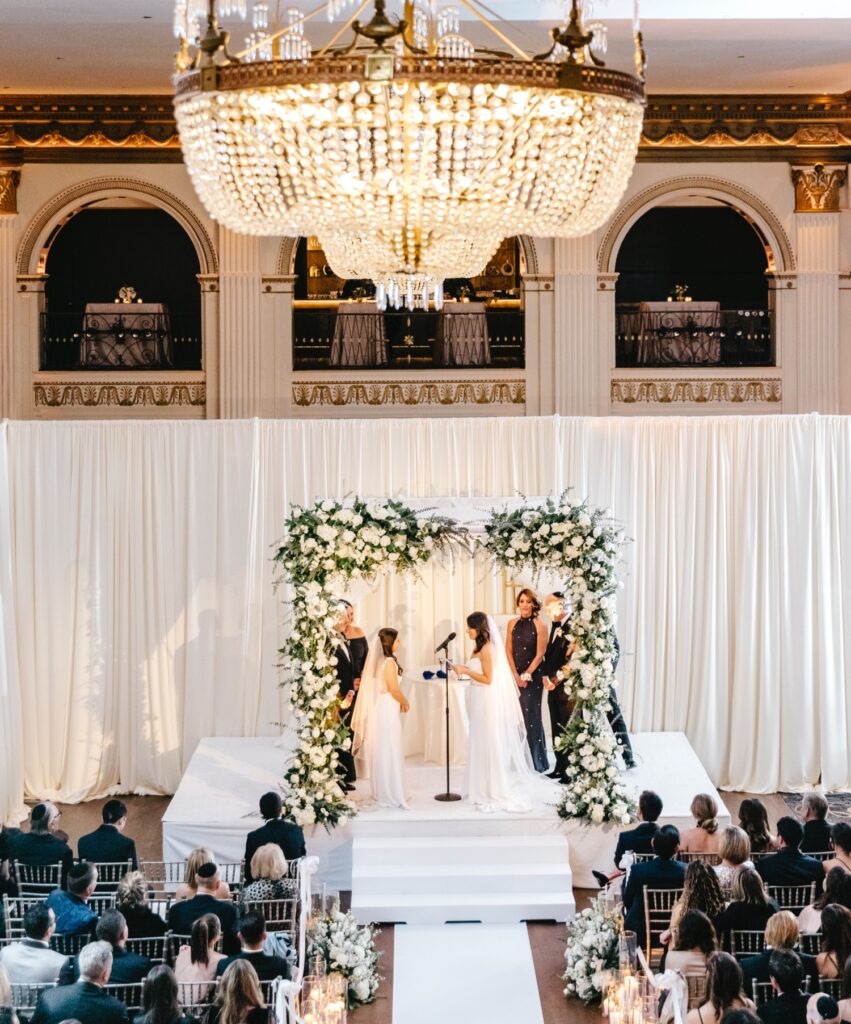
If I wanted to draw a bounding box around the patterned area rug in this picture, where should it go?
[780,792,851,821]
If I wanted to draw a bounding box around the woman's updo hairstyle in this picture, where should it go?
[691,793,719,834]
[466,612,490,654]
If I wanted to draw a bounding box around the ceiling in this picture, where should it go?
[0,0,848,94]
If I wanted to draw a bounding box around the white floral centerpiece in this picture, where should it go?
[481,494,636,826]
[563,894,622,1003]
[307,901,382,1007]
[274,497,466,829]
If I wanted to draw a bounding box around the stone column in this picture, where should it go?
[522,273,555,415]
[217,229,263,418]
[0,167,21,419]
[596,273,618,413]
[15,274,47,420]
[553,235,603,415]
[767,271,798,412]
[259,274,296,418]
[840,270,851,415]
[791,163,847,414]
[197,273,220,418]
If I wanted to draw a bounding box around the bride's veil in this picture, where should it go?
[485,614,536,778]
[351,632,383,764]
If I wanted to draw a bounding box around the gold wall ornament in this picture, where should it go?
[0,168,21,214]
[292,377,526,407]
[791,163,848,213]
[611,376,782,405]
[34,378,206,408]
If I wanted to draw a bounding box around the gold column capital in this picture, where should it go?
[0,167,21,214]
[791,162,847,213]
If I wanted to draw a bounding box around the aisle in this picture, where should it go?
[392,923,544,1024]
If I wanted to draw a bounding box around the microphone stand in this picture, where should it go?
[434,642,462,803]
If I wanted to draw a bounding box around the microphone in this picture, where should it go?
[434,631,456,654]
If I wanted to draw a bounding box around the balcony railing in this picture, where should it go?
[40,312,202,371]
[616,307,774,368]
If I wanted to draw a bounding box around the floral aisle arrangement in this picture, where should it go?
[563,894,622,1003]
[307,900,382,1007]
[274,497,465,828]
[481,494,636,825]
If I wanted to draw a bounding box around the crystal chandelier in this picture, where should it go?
[173,0,646,309]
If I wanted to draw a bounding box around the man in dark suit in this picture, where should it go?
[800,794,833,854]
[77,800,138,870]
[333,603,357,790]
[607,632,636,769]
[8,803,74,884]
[541,593,574,781]
[740,911,819,995]
[46,861,98,937]
[756,817,824,892]
[60,909,151,985]
[757,949,810,1024]
[592,790,664,888]
[31,940,130,1024]
[243,792,307,884]
[214,910,290,981]
[622,825,686,939]
[167,862,239,954]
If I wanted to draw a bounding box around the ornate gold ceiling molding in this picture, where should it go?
[292,378,526,408]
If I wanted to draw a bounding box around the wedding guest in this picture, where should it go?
[756,818,824,890]
[680,794,722,855]
[174,848,233,902]
[835,954,851,1022]
[739,800,777,855]
[30,940,129,1024]
[816,905,851,980]
[823,825,851,877]
[623,825,686,939]
[168,864,239,955]
[801,795,834,855]
[0,825,21,897]
[46,861,98,936]
[667,909,718,977]
[741,913,820,994]
[714,868,780,939]
[77,800,138,870]
[174,913,226,983]
[59,909,152,985]
[340,599,369,690]
[242,844,298,903]
[214,910,290,981]
[720,1013,761,1024]
[0,903,66,984]
[8,803,74,882]
[799,868,851,935]
[686,951,756,1024]
[136,964,194,1024]
[506,589,549,772]
[115,871,168,938]
[243,793,306,885]
[333,601,358,791]
[757,949,810,1024]
[662,861,725,947]
[205,960,271,1024]
[541,592,574,780]
[592,789,663,887]
[806,995,842,1024]
[716,827,755,898]
[0,965,17,1024]
[605,629,636,769]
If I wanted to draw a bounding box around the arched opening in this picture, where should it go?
[614,198,773,368]
[40,200,203,371]
[290,236,527,370]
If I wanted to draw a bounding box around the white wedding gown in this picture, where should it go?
[352,648,408,809]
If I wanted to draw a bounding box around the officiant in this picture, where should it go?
[333,600,368,792]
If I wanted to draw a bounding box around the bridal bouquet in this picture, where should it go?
[563,895,621,1003]
[307,902,382,1007]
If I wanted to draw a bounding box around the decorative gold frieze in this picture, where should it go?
[611,377,782,405]
[34,380,206,408]
[292,378,525,407]
[791,163,847,213]
[0,168,21,214]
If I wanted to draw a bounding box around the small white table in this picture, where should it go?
[330,303,387,367]
[81,302,172,367]
[401,666,470,766]
[441,301,490,366]
[637,300,721,365]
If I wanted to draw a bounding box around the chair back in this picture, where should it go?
[729,930,766,959]
[50,931,90,957]
[630,853,655,865]
[13,860,63,898]
[177,978,219,1017]
[10,981,56,1015]
[804,851,834,862]
[139,860,185,896]
[642,887,684,968]
[685,973,707,1010]
[752,977,811,1007]
[678,852,722,866]
[91,859,134,890]
[818,978,842,999]
[2,895,30,940]
[242,897,299,939]
[166,931,193,967]
[104,981,145,1012]
[88,892,117,916]
[218,861,246,898]
[125,934,168,963]
[259,977,282,1007]
[765,883,817,913]
[799,932,822,956]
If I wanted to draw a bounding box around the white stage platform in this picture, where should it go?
[162,732,729,893]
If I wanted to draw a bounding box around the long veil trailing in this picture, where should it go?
[350,631,384,776]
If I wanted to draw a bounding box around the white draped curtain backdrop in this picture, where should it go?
[1,415,850,823]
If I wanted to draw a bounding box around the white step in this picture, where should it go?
[352,834,570,867]
[352,861,572,896]
[351,890,576,925]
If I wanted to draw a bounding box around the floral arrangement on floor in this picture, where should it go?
[307,900,382,1007]
[563,894,622,1003]
[274,497,466,828]
[481,494,636,825]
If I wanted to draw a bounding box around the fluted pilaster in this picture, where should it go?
[218,229,262,418]
[553,235,602,415]
[0,216,16,418]
[795,213,840,413]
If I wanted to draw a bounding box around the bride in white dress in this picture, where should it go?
[351,627,410,808]
[451,612,544,813]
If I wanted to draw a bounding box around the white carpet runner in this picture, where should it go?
[392,923,544,1024]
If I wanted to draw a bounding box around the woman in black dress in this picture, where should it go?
[506,589,549,772]
[342,599,369,690]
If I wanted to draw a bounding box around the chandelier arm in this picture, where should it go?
[316,0,374,56]
[450,0,532,61]
[460,0,542,57]
[231,0,327,61]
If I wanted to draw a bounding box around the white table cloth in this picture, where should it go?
[401,666,470,766]
[636,300,721,365]
[441,301,490,366]
[330,303,387,367]
[82,302,172,367]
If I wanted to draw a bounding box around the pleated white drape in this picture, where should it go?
[1,415,850,822]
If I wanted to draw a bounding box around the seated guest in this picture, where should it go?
[214,910,290,982]
[756,818,824,891]
[623,825,687,939]
[8,803,74,882]
[715,868,780,939]
[0,903,66,983]
[741,912,820,994]
[136,964,194,1024]
[115,870,168,938]
[799,867,851,935]
[77,800,138,870]
[739,800,777,856]
[816,905,851,980]
[0,825,21,897]
[593,790,663,887]
[205,960,271,1024]
[667,909,718,977]
[174,848,232,903]
[716,827,755,899]
[823,825,851,877]
[806,994,842,1024]
[800,794,834,855]
[60,909,152,985]
[686,951,756,1024]
[662,861,726,947]
[836,953,851,1023]
[0,963,18,1024]
[168,864,239,955]
[680,794,722,855]
[31,940,129,1024]
[46,861,98,936]
[757,949,810,1024]
[721,1014,762,1024]
[243,793,307,885]
[174,913,226,984]
[243,844,298,904]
